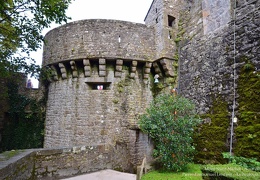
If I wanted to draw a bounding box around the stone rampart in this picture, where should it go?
[0,145,137,179]
[43,19,155,66]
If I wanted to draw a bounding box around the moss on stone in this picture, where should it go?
[234,62,260,160]
[193,97,229,164]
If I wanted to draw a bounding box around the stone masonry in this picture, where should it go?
[42,0,260,173]
[42,0,180,172]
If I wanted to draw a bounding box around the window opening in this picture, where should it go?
[155,8,157,13]
[86,82,111,90]
[168,15,175,27]
[168,31,172,39]
[156,17,158,24]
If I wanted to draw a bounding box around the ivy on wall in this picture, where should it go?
[1,81,45,151]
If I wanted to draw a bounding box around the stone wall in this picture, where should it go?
[178,0,260,162]
[0,145,140,180]
[144,0,183,59]
[44,61,154,169]
[43,19,155,65]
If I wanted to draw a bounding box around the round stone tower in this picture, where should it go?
[42,19,158,170]
[42,0,180,171]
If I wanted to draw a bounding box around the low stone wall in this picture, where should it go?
[0,144,134,180]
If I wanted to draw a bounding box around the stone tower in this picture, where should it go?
[42,0,179,171]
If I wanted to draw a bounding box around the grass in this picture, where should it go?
[141,164,202,180]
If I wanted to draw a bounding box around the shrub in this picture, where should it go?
[139,94,201,171]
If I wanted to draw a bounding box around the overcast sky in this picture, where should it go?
[31,0,153,86]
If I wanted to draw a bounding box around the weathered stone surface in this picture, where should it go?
[40,0,259,174]
[0,145,149,179]
[42,20,155,65]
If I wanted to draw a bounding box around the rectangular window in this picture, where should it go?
[168,15,175,27]
[86,82,111,90]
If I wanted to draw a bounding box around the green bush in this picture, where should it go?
[139,94,201,171]
[1,81,45,151]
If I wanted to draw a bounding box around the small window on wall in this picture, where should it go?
[156,17,158,24]
[168,15,175,27]
[86,82,111,90]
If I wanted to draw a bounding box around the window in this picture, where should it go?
[86,82,111,90]
[168,15,175,27]
[168,31,172,39]
[156,17,158,24]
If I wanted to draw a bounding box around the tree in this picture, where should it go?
[0,0,72,77]
[139,94,201,171]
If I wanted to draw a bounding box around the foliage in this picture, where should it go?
[0,0,72,77]
[139,94,201,171]
[141,164,202,180]
[202,164,260,180]
[1,79,45,151]
[222,152,260,172]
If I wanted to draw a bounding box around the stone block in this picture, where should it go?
[99,58,106,65]
[145,62,152,68]
[131,67,137,72]
[84,66,91,71]
[99,65,106,71]
[116,65,123,71]
[72,71,78,78]
[130,72,136,79]
[143,74,149,79]
[83,59,90,66]
[84,71,91,77]
[115,71,122,77]
[116,59,123,65]
[99,70,106,77]
[144,68,150,74]
[132,61,137,66]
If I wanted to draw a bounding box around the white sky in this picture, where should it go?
[31,0,153,87]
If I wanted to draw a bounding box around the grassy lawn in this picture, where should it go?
[141,164,202,180]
